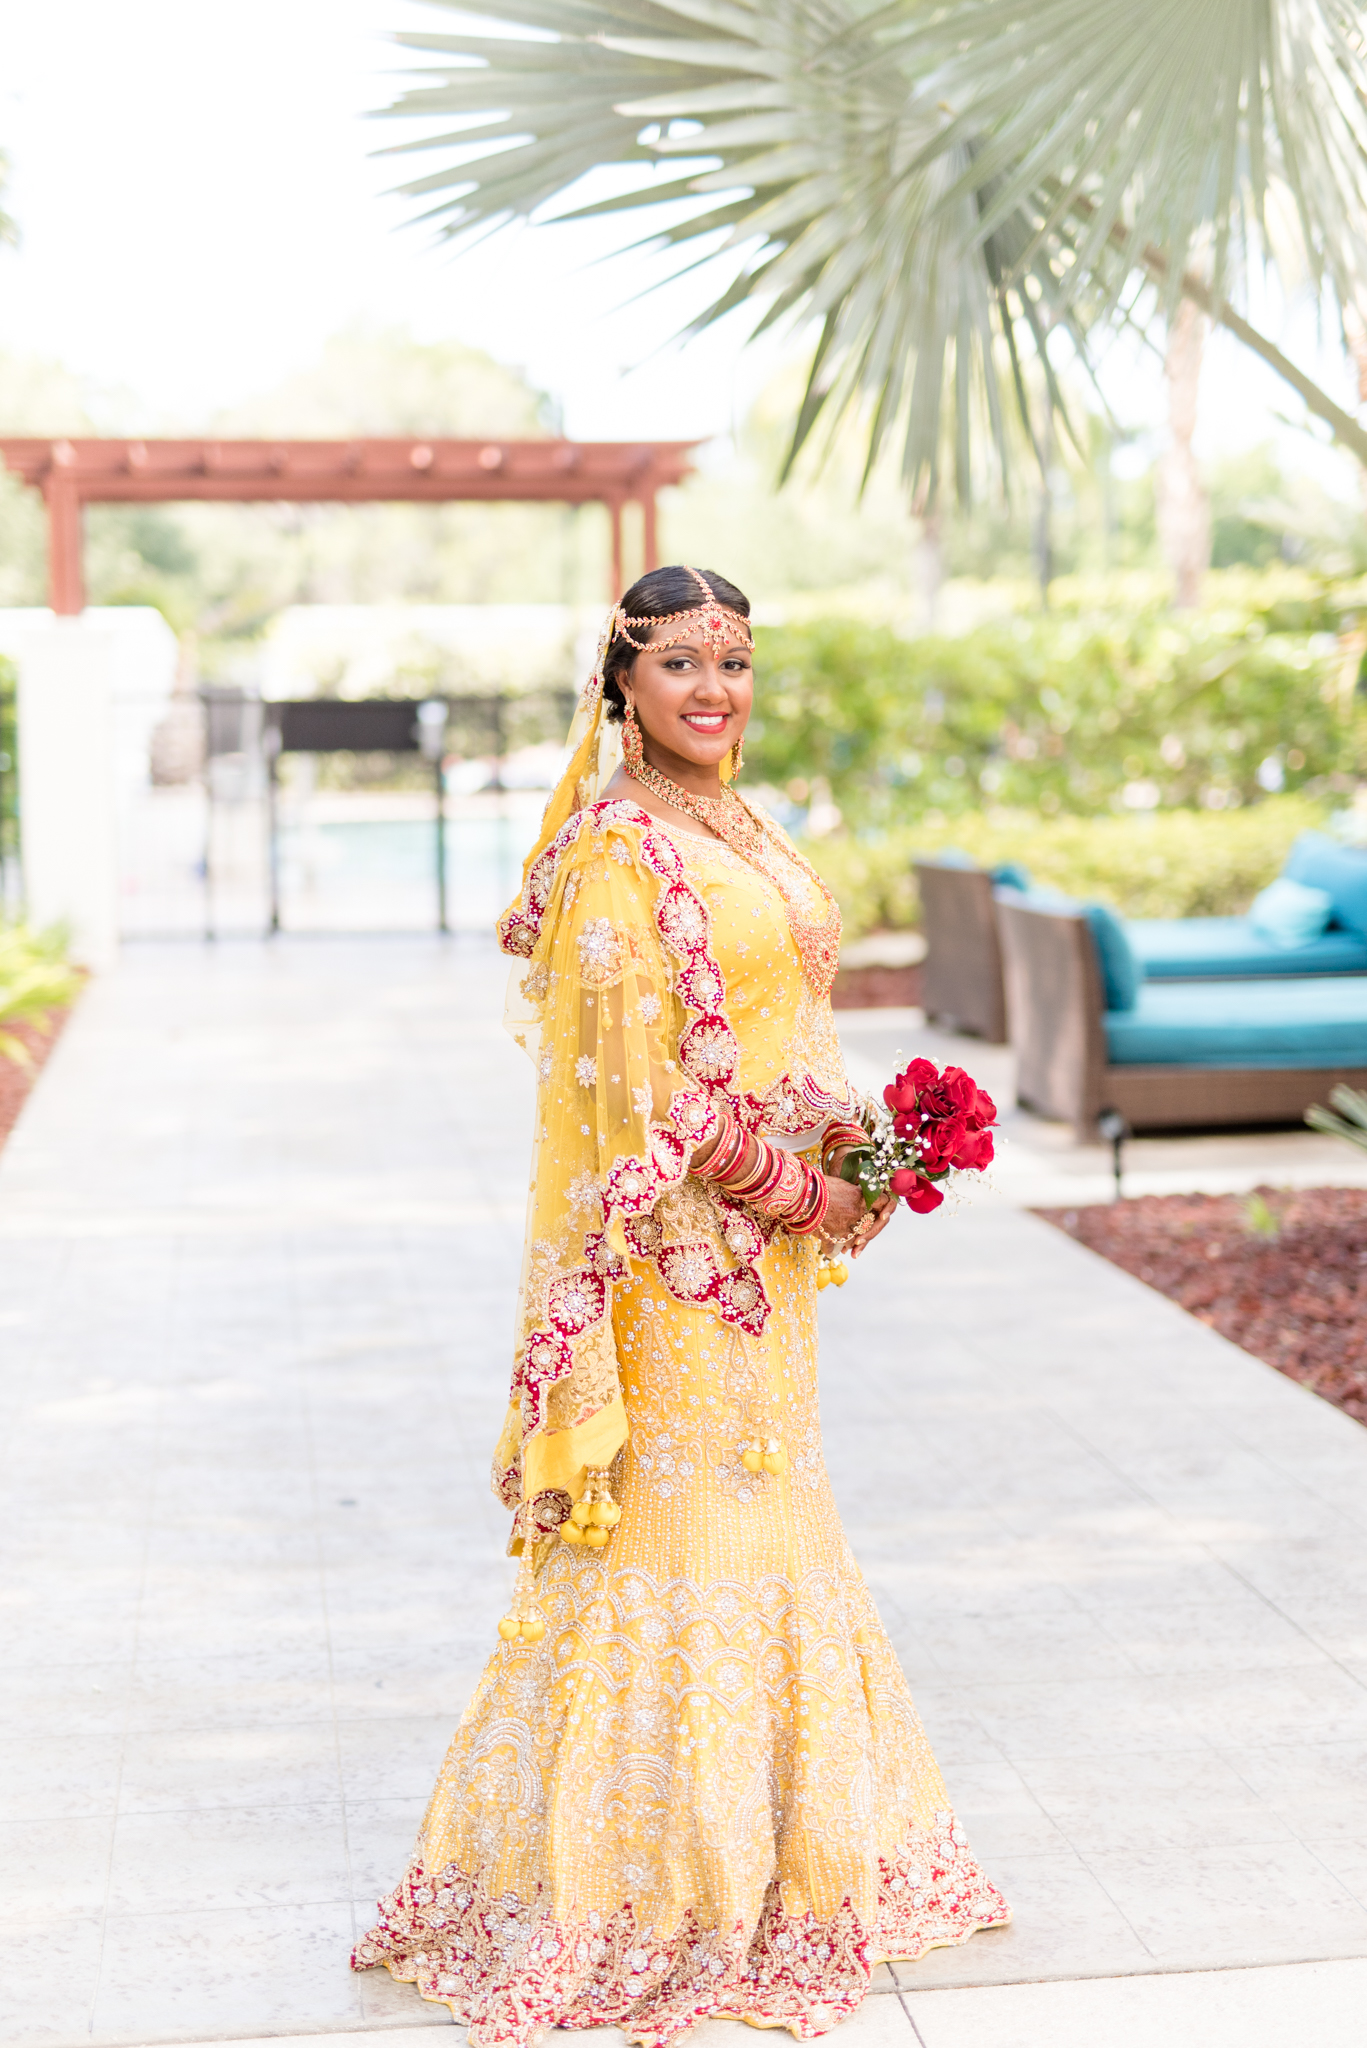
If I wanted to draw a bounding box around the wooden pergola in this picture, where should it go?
[0,436,700,614]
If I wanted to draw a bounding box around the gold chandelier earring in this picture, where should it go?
[621,696,645,772]
[727,733,745,780]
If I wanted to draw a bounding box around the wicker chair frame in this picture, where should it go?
[914,862,1008,1042]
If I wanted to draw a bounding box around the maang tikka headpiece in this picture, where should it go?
[609,566,754,658]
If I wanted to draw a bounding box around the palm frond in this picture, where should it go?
[1306,1083,1367,1153]
[876,0,1367,319]
[379,0,1367,503]
[382,0,1082,503]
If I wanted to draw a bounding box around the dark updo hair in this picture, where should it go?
[602,565,751,723]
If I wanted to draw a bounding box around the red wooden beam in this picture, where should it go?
[0,437,696,612]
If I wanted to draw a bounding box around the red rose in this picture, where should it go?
[885,1057,939,1115]
[940,1066,979,1114]
[918,1113,970,1171]
[950,1128,995,1170]
[918,1079,964,1129]
[901,1174,944,1213]
[968,1086,997,1130]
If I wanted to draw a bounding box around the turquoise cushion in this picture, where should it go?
[1105,976,1367,1067]
[990,860,1031,892]
[996,885,1139,1006]
[1249,876,1334,946]
[1128,917,1367,979]
[1283,831,1367,939]
[1084,902,1140,1010]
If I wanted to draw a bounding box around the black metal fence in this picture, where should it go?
[201,686,575,938]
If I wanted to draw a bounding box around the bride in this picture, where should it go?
[353,566,1009,2043]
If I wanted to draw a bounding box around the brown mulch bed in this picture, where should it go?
[1037,1187,1367,1425]
[0,1009,72,1155]
[830,963,923,1010]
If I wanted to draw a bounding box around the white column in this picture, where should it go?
[0,608,178,967]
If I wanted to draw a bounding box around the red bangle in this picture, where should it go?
[696,1125,829,1239]
[739,1154,786,1207]
[768,1151,805,1214]
[694,1113,749,1185]
[821,1120,867,1174]
[781,1160,829,1235]
[727,1136,782,1202]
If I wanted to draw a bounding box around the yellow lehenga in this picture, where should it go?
[352,794,1010,2043]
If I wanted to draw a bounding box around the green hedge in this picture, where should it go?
[0,920,82,1065]
[750,593,1364,825]
[808,796,1333,937]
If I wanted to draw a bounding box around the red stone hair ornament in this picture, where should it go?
[609,566,755,658]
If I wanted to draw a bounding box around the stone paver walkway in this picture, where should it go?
[146,1957,1367,2048]
[5,938,1367,2047]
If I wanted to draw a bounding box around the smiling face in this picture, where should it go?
[623,624,754,783]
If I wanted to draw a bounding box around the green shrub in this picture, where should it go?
[809,796,1332,937]
[0,922,82,1066]
[750,592,1365,825]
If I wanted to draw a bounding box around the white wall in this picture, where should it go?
[0,608,179,965]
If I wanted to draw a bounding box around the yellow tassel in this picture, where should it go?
[500,1543,547,1645]
[741,1441,764,1473]
[568,1464,622,1549]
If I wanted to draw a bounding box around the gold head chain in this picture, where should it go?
[610,566,755,658]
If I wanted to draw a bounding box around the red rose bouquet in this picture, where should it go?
[840,1057,998,1215]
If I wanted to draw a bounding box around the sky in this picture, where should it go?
[0,0,1362,498]
[0,0,783,445]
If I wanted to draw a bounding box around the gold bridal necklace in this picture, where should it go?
[619,699,843,1001]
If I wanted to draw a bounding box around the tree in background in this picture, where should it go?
[1158,302,1212,609]
[381,0,1367,553]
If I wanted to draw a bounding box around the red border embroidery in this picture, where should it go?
[353,1823,1011,2046]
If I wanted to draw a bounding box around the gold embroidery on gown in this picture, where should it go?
[352,803,1010,2042]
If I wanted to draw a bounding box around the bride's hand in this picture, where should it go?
[817,1176,898,1256]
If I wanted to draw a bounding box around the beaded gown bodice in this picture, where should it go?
[667,824,848,1114]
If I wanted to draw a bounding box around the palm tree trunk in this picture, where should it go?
[1084,205,1367,470]
[1343,306,1367,509]
[1035,387,1055,608]
[1156,299,1210,609]
[914,507,944,631]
